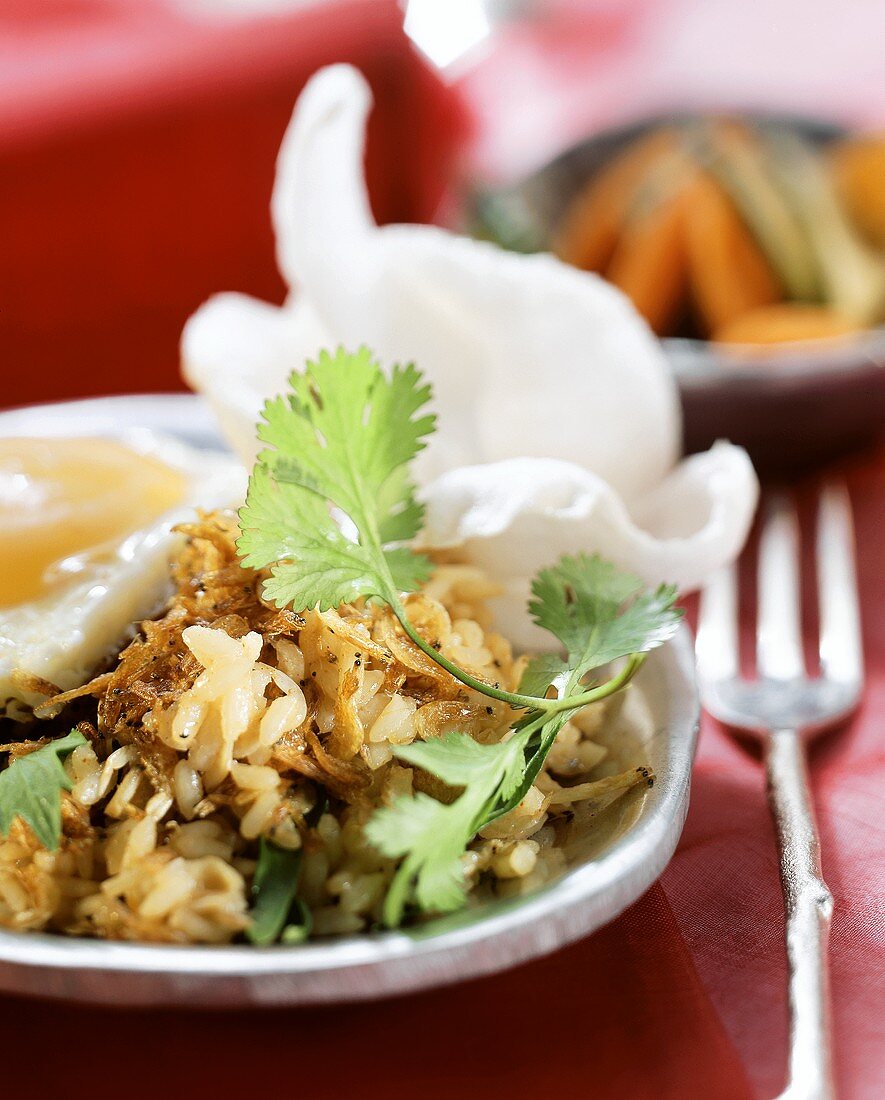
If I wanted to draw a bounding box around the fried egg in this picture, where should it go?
[0,432,244,718]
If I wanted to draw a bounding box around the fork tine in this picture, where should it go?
[696,562,739,684]
[817,481,863,686]
[757,493,805,681]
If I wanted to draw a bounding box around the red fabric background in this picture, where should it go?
[0,0,466,407]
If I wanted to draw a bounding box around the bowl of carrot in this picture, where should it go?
[471,115,885,473]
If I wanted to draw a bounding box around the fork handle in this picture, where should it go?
[766,728,836,1100]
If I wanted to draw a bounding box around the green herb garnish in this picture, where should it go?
[239,347,682,926]
[247,838,308,946]
[365,731,530,920]
[0,729,86,850]
[238,346,435,614]
[247,794,325,944]
[366,557,680,925]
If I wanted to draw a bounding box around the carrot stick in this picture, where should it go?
[552,128,678,273]
[605,182,690,336]
[712,303,861,345]
[683,172,782,336]
[830,135,885,249]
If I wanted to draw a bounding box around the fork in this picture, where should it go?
[696,482,863,1100]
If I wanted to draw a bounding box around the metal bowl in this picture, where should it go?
[0,394,699,1007]
[471,115,885,475]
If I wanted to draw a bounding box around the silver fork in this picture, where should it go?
[696,482,863,1100]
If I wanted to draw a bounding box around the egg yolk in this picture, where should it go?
[0,438,188,609]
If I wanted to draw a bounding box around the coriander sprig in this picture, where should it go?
[368,562,670,926]
[238,347,435,613]
[238,347,682,926]
[238,347,550,711]
[238,348,673,716]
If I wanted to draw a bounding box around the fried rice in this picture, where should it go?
[0,512,651,943]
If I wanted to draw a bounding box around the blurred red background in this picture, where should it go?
[0,0,465,408]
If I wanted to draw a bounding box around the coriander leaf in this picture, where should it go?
[240,466,428,610]
[365,732,528,925]
[394,732,528,804]
[277,348,434,532]
[238,347,435,611]
[247,838,303,946]
[0,729,86,850]
[517,652,570,701]
[529,553,682,683]
[375,465,425,545]
[485,557,682,827]
[367,793,464,921]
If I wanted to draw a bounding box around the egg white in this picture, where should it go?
[0,431,245,719]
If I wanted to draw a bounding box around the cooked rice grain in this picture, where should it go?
[0,511,651,943]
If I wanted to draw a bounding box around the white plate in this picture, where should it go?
[0,394,699,1007]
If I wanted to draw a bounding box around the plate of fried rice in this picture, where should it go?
[0,393,698,1007]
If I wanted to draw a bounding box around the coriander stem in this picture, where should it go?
[365,501,555,711]
[508,654,646,753]
[391,594,646,716]
[545,653,647,716]
[369,500,592,713]
[392,598,561,712]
